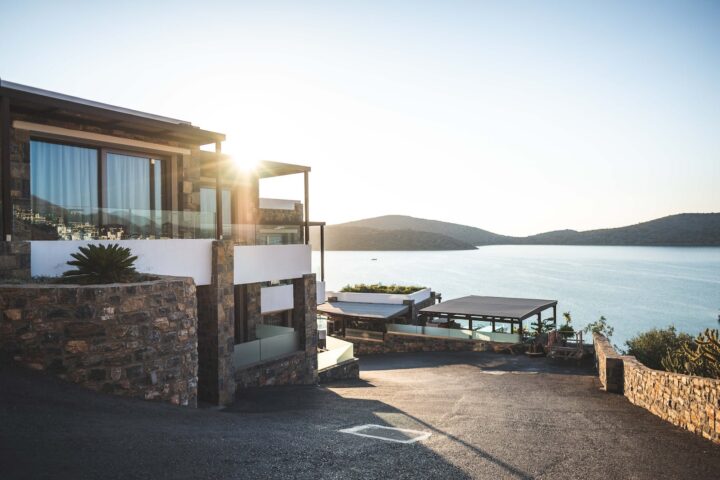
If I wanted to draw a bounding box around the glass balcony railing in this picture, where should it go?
[232,325,300,368]
[12,202,306,244]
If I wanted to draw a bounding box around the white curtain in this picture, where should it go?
[30,140,98,214]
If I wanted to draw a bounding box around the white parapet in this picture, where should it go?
[325,288,432,305]
[30,239,214,286]
[234,244,312,285]
[261,284,294,314]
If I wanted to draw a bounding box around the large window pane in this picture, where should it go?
[105,153,156,238]
[200,187,231,238]
[30,140,98,240]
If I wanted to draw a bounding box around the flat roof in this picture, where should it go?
[318,301,408,320]
[420,295,557,321]
[0,79,225,145]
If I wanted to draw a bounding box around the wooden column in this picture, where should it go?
[214,142,223,240]
[1,96,11,241]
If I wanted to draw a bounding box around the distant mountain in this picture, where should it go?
[312,213,720,250]
[314,226,477,251]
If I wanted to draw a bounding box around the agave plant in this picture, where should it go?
[63,244,138,284]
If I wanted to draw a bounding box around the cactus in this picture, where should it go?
[661,329,720,379]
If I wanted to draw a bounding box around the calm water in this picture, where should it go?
[312,246,720,347]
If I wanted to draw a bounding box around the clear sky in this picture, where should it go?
[1,0,718,235]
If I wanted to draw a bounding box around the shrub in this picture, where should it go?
[624,326,693,371]
[340,283,426,294]
[63,244,139,284]
[558,311,575,338]
[584,316,614,339]
[662,328,720,379]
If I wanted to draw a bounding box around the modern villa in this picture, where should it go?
[0,79,328,405]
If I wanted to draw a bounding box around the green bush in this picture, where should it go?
[625,326,693,371]
[63,244,139,284]
[662,328,720,379]
[340,283,426,294]
[584,316,614,339]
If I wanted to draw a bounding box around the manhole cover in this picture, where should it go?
[338,424,432,444]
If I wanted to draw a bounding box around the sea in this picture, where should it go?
[312,246,720,347]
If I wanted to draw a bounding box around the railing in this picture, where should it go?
[232,325,300,368]
[13,203,306,244]
[345,328,385,341]
[318,336,354,370]
[386,324,521,343]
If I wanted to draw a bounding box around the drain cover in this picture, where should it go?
[339,424,432,444]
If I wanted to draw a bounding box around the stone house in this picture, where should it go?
[0,79,326,405]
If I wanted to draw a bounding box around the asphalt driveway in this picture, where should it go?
[1,351,718,479]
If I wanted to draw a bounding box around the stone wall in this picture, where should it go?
[593,333,625,393]
[0,276,198,406]
[234,350,315,388]
[318,357,360,384]
[593,333,720,445]
[196,241,236,405]
[0,241,30,280]
[346,332,492,356]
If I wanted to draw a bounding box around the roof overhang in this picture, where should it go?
[318,301,409,320]
[0,79,225,146]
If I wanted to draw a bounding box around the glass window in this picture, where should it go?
[105,153,162,238]
[30,141,99,240]
[200,187,231,238]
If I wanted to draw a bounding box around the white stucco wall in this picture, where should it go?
[30,240,214,286]
[234,244,311,285]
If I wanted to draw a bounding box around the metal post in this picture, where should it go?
[215,141,223,240]
[320,223,325,282]
[1,96,11,241]
[303,171,309,245]
[553,305,557,329]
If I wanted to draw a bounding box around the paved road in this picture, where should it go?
[1,351,719,479]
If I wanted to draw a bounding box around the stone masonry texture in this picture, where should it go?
[594,332,720,445]
[197,240,236,405]
[0,276,198,406]
[345,332,493,356]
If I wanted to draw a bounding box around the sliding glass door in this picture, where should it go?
[104,152,163,238]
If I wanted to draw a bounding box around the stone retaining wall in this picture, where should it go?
[0,241,30,280]
[593,333,720,444]
[318,357,360,383]
[346,332,493,356]
[0,276,199,406]
[234,350,316,388]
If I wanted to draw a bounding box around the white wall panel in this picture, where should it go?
[30,240,213,285]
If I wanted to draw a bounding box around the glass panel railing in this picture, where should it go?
[13,201,307,245]
[345,328,384,341]
[386,323,521,343]
[232,327,300,368]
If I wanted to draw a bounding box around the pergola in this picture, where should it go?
[317,301,410,336]
[419,295,558,336]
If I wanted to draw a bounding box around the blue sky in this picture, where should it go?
[1,0,718,235]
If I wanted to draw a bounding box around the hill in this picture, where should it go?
[312,213,720,250]
[314,226,477,251]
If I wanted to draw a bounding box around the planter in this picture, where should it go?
[0,276,198,406]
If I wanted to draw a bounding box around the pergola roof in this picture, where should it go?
[420,296,557,321]
[318,301,408,320]
[257,160,311,179]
